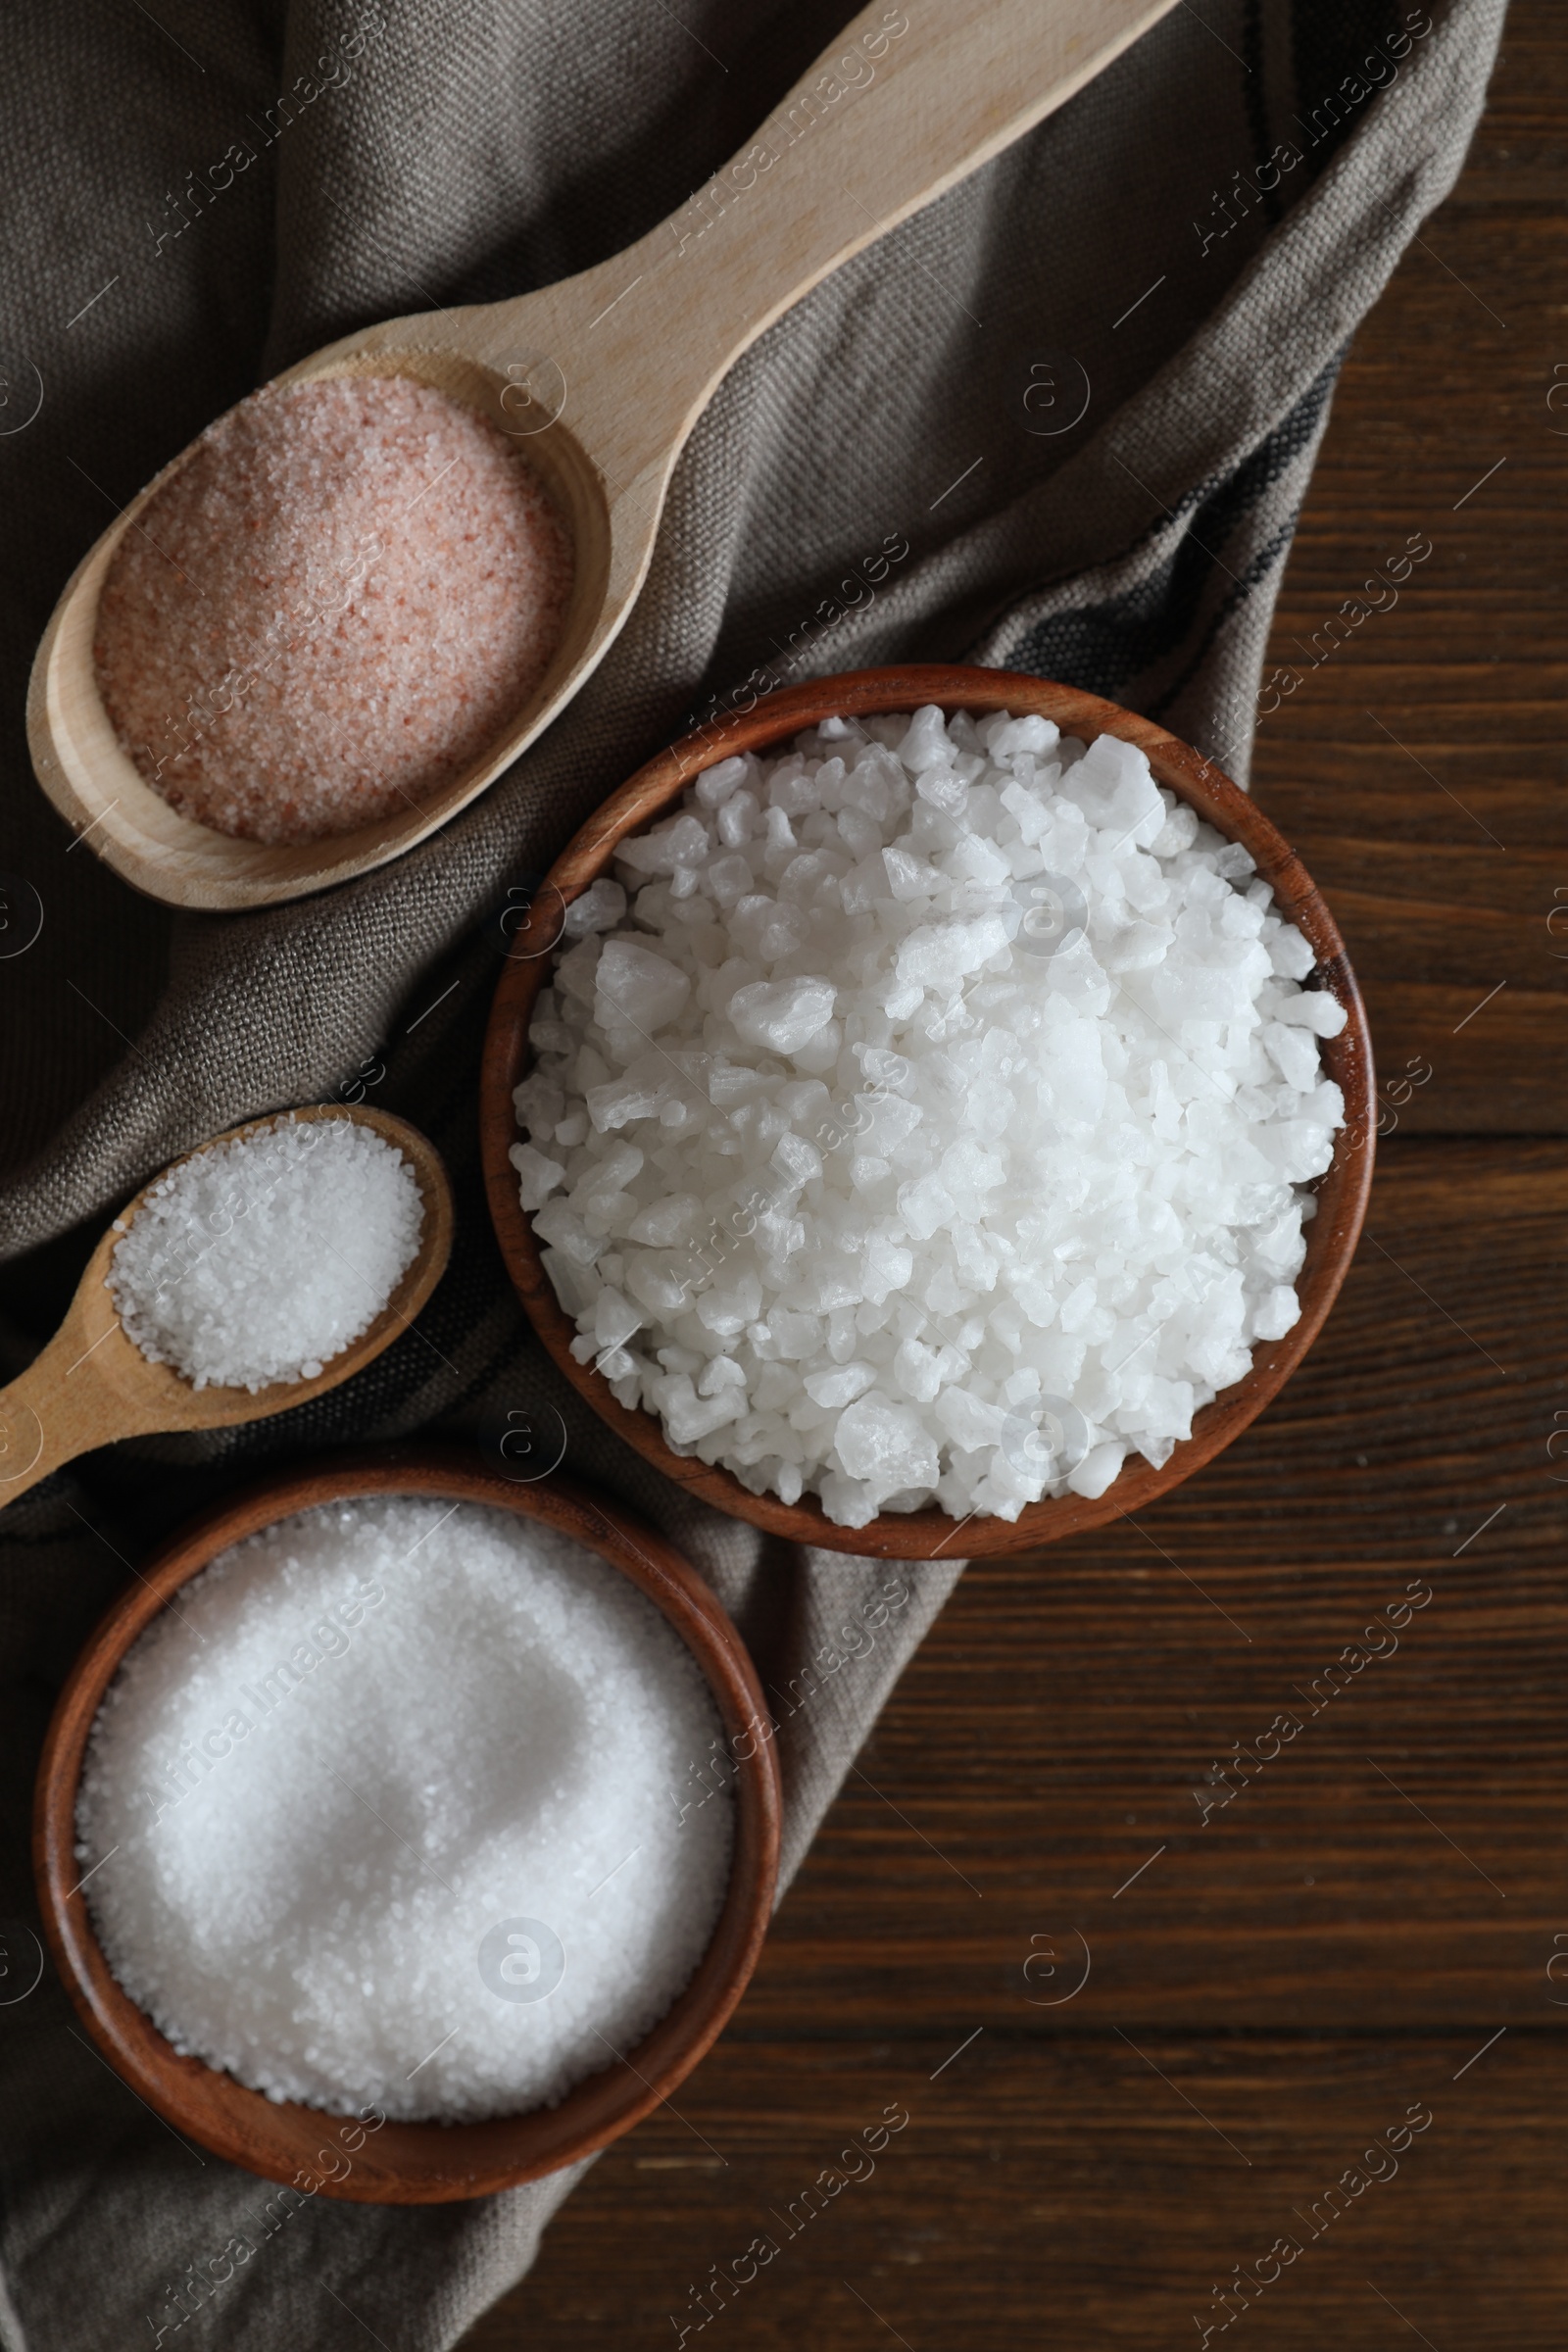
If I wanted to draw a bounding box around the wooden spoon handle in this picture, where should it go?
[535,0,1178,492]
[0,1339,97,1506]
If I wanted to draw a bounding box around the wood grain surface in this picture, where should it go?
[466,13,1565,2345]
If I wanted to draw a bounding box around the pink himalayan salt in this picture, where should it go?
[94,375,573,846]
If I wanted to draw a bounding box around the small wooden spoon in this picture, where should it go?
[0,1105,453,1509]
[27,0,1177,912]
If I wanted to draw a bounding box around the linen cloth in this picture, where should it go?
[0,1,1502,2343]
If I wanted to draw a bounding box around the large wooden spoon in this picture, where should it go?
[27,0,1176,912]
[0,1105,453,1508]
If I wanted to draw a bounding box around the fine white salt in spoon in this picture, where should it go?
[0,1105,453,1510]
[27,0,1178,912]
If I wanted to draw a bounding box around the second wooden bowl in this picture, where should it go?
[480,664,1374,1559]
[33,1450,781,2202]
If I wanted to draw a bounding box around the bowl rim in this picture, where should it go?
[479,663,1375,1558]
[32,1446,781,2204]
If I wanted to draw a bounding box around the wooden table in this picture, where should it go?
[467,15,1566,2345]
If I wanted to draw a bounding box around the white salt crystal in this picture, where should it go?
[1063,733,1165,842]
[596,939,691,1038]
[833,1393,941,1500]
[1271,989,1348,1037]
[107,1115,423,1393]
[563,877,627,938]
[983,713,1059,760]
[1268,922,1316,980]
[511,1140,566,1209]
[514,711,1347,1527]
[1261,1020,1323,1092]
[694,755,749,808]
[74,1497,733,2123]
[728,976,838,1054]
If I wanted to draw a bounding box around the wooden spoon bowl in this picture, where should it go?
[28,347,615,911]
[479,663,1375,1559]
[34,1449,782,2202]
[0,1103,453,1508]
[25,0,1178,909]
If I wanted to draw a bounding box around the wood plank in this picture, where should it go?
[465,1136,1568,2345]
[1249,12,1568,1136]
[721,1137,1564,2035]
[465,11,1567,2342]
[466,2034,1567,2350]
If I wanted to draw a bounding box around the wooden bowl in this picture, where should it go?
[33,1449,782,2203]
[479,665,1374,1559]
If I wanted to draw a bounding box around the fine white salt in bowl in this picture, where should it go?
[481,665,1374,1560]
[35,1451,781,2202]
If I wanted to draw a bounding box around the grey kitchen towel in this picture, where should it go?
[0,0,1501,2344]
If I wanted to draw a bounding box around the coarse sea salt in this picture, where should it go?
[107,1114,423,1392]
[74,1496,733,2124]
[94,375,573,845]
[513,708,1348,1528]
